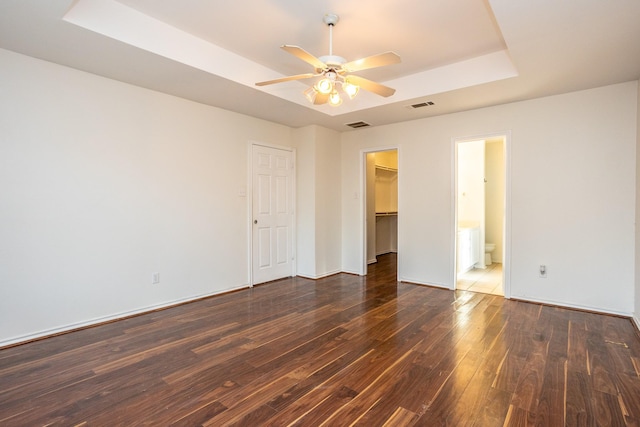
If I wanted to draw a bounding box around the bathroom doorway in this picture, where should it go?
[364,149,398,275]
[454,134,510,296]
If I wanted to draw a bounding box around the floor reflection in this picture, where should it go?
[457,263,503,295]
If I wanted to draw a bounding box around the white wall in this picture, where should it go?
[293,126,316,277]
[457,140,485,226]
[294,125,342,279]
[342,82,638,315]
[485,140,505,263]
[457,139,486,268]
[313,126,342,277]
[0,49,293,345]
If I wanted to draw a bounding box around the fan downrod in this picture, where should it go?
[319,14,345,67]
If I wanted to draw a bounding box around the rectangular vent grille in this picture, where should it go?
[408,101,435,109]
[346,121,371,129]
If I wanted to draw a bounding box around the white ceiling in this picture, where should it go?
[1,0,640,131]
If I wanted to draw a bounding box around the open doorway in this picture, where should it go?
[364,149,398,274]
[454,135,510,296]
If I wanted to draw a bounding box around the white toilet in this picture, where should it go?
[485,243,496,265]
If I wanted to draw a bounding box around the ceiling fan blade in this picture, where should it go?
[255,73,316,86]
[346,75,396,97]
[313,92,329,105]
[281,45,327,71]
[342,52,401,73]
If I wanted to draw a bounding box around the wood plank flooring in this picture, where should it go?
[1,254,640,426]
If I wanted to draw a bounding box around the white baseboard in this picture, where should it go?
[399,281,634,319]
[509,294,632,318]
[296,269,342,280]
[0,285,248,348]
[399,277,452,290]
[338,269,363,276]
[375,250,398,256]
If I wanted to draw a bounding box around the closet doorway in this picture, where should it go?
[364,149,398,273]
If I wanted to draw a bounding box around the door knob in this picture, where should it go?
[254,219,258,224]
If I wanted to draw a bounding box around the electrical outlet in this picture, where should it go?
[539,265,547,278]
[152,272,160,284]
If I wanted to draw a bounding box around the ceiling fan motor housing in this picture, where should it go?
[318,55,347,70]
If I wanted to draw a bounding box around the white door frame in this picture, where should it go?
[247,141,296,287]
[452,131,511,298]
[360,146,400,277]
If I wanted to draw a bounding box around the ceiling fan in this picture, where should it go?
[255,14,401,107]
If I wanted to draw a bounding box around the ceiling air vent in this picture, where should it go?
[346,121,371,129]
[408,101,435,109]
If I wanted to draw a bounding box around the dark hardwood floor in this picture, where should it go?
[2,254,640,426]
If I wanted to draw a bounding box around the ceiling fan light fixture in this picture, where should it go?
[329,91,342,107]
[303,86,318,103]
[343,81,359,99]
[315,78,333,94]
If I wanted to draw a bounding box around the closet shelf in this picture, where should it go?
[376,211,398,217]
[375,165,398,173]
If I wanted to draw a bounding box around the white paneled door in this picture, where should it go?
[252,144,294,284]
